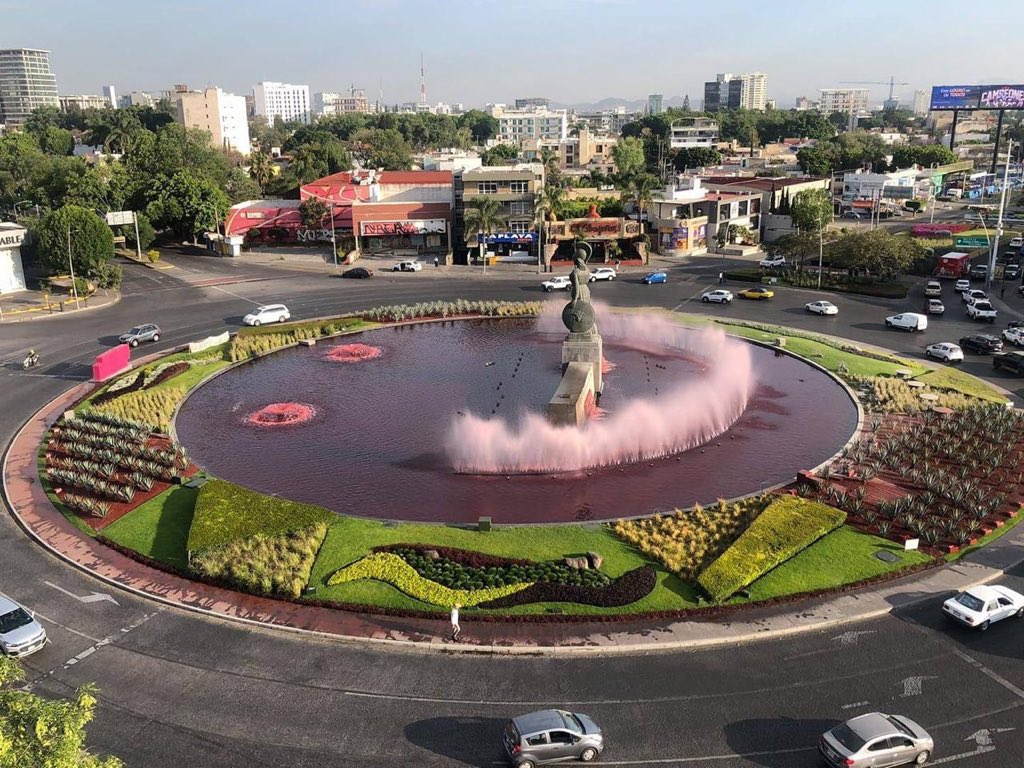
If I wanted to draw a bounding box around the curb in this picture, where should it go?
[0,291,120,324]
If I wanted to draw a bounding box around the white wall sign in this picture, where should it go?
[188,331,230,354]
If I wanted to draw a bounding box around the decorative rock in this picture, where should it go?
[564,556,590,570]
[425,549,440,560]
[586,551,603,570]
[299,338,316,347]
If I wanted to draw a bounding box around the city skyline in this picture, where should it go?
[4,0,1022,109]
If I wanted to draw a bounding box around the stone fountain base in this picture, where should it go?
[547,362,595,428]
[561,331,603,393]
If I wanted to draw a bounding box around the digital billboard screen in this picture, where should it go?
[979,85,1024,109]
[930,85,981,110]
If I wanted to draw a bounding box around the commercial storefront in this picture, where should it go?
[0,223,27,295]
[655,217,709,256]
[358,217,449,255]
[545,214,644,265]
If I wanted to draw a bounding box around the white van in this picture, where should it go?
[885,313,928,332]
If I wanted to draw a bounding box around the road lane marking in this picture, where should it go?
[949,646,1024,700]
[842,700,870,709]
[898,675,937,697]
[32,610,102,642]
[204,284,259,304]
[44,580,120,605]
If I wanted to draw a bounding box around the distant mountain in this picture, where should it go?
[550,95,690,113]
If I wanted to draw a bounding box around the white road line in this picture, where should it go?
[204,284,259,304]
[842,700,870,709]
[32,610,102,642]
[950,646,1024,700]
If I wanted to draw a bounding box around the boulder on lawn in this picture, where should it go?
[564,556,589,570]
[586,551,603,570]
[425,549,441,560]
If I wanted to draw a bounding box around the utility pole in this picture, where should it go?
[817,215,824,289]
[67,222,80,309]
[988,138,1013,294]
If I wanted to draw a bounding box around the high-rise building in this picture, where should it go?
[913,89,929,117]
[102,85,116,109]
[491,106,568,142]
[703,73,767,111]
[818,88,870,115]
[514,97,549,109]
[313,88,371,116]
[174,86,251,155]
[647,93,664,115]
[0,48,59,126]
[794,96,816,111]
[253,81,311,124]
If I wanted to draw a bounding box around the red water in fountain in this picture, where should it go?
[601,356,617,374]
[246,402,316,427]
[326,343,383,363]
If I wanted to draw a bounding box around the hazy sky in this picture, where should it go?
[5,0,1022,108]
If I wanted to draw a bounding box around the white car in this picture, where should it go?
[542,275,571,292]
[1003,327,1024,346]
[924,281,942,297]
[885,313,927,332]
[701,289,734,304]
[1010,236,1024,248]
[963,289,988,305]
[954,278,971,294]
[967,301,997,322]
[392,260,423,272]
[0,593,47,658]
[588,267,616,282]
[925,342,963,363]
[242,304,291,326]
[942,585,1024,630]
[805,300,838,316]
[759,255,786,269]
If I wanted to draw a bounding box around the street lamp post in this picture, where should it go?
[988,138,1014,295]
[816,215,825,289]
[66,222,81,310]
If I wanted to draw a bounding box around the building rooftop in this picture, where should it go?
[700,176,826,191]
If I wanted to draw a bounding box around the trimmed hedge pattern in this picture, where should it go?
[477,566,656,609]
[327,552,531,608]
[188,479,334,553]
[698,497,846,602]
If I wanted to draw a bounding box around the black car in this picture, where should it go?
[969,263,988,279]
[959,334,1003,354]
[342,267,373,279]
[1003,263,1020,279]
[993,351,1024,374]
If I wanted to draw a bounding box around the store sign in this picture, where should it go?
[360,219,446,236]
[884,186,915,200]
[0,231,25,248]
[568,217,621,238]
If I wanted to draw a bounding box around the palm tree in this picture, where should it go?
[534,185,566,223]
[248,150,274,196]
[101,110,141,155]
[463,197,508,266]
[629,173,658,237]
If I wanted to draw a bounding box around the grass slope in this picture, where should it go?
[101,486,197,569]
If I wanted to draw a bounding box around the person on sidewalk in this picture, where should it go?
[434,255,439,268]
[450,603,461,641]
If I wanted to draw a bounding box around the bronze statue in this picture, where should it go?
[562,241,597,334]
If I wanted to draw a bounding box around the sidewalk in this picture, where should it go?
[5,382,1024,655]
[0,288,119,322]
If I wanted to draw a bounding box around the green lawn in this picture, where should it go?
[741,526,932,601]
[915,366,1008,402]
[101,486,197,569]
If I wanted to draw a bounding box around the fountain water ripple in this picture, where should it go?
[446,308,754,474]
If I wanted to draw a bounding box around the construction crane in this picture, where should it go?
[839,77,910,107]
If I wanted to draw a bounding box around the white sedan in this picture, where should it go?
[588,267,616,282]
[924,342,964,363]
[943,585,1024,630]
[701,289,734,304]
[392,260,423,272]
[1003,327,1024,347]
[805,300,838,316]
[0,593,48,658]
[542,275,571,292]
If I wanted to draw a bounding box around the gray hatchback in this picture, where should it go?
[503,709,604,767]
[820,712,933,767]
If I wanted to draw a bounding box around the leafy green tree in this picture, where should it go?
[223,167,262,204]
[64,162,132,213]
[612,136,646,182]
[124,211,155,251]
[24,105,67,135]
[480,143,519,166]
[672,146,722,171]
[34,205,114,277]
[890,144,956,169]
[299,196,330,228]
[797,143,841,175]
[829,229,924,279]
[38,126,75,157]
[835,130,889,172]
[247,150,274,195]
[457,110,499,144]
[146,170,230,242]
[463,197,508,261]
[827,111,849,131]
[790,188,833,231]
[350,127,412,170]
[0,656,122,768]
[534,185,567,222]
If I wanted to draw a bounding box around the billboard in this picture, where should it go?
[931,84,1024,111]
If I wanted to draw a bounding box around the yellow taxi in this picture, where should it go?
[738,285,775,300]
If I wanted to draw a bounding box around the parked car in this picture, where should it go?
[503,709,604,767]
[242,304,290,326]
[758,254,786,268]
[1003,327,1024,346]
[118,323,161,347]
[641,271,667,284]
[542,276,571,292]
[963,289,987,304]
[701,289,733,304]
[841,210,863,220]
[805,300,838,316]
[341,267,373,279]
[588,267,616,282]
[926,299,945,315]
[954,278,971,294]
[958,334,1003,354]
[0,594,47,658]
[925,342,963,363]
[885,313,927,332]
[923,280,942,297]
[942,585,1024,630]
[738,286,774,300]
[969,263,989,279]
[819,712,933,768]
[966,301,997,322]
[993,350,1024,374]
[392,260,422,272]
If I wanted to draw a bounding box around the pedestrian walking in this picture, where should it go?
[718,271,725,285]
[450,603,461,641]
[434,255,439,268]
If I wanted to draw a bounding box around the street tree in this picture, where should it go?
[480,143,519,166]
[796,143,840,175]
[463,197,508,262]
[299,197,330,228]
[611,136,646,182]
[790,188,834,232]
[628,174,659,236]
[829,229,924,279]
[349,128,413,170]
[672,146,722,171]
[890,144,957,169]
[145,170,230,242]
[247,150,274,195]
[34,204,114,278]
[457,109,499,144]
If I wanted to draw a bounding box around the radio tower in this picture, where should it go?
[419,52,426,106]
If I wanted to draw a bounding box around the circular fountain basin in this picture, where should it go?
[175,319,858,524]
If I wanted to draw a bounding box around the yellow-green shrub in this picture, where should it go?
[327,552,532,608]
[90,386,186,432]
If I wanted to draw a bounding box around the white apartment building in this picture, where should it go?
[253,81,311,124]
[913,89,929,117]
[704,72,768,111]
[670,118,720,150]
[492,106,568,142]
[0,48,59,126]
[818,88,870,115]
[59,94,111,111]
[313,89,371,116]
[174,87,251,155]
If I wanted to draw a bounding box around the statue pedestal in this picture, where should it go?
[547,362,595,428]
[562,331,603,394]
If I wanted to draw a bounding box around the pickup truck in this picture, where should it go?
[967,300,998,322]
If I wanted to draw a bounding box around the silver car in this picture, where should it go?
[820,712,933,767]
[118,323,161,347]
[503,709,604,767]
[0,593,48,658]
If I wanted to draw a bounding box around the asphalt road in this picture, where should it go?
[2,252,1024,767]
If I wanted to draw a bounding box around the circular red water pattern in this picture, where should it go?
[246,402,316,427]
[325,343,383,363]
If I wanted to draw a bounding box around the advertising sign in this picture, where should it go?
[360,219,446,236]
[672,225,688,250]
[104,210,136,226]
[979,85,1024,110]
[568,217,622,239]
[883,186,916,200]
[931,84,1024,111]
